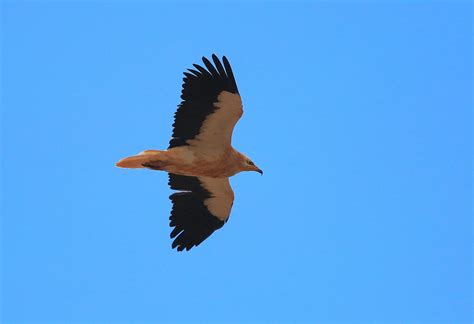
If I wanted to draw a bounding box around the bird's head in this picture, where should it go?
[238,153,263,175]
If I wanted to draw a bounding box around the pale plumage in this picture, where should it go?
[116,55,261,251]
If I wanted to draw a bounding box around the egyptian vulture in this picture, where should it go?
[116,54,262,251]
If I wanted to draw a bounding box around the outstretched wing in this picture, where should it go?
[168,173,234,251]
[169,54,243,151]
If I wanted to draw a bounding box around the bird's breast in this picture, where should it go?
[165,147,239,178]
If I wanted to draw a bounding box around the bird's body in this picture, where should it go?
[118,138,247,178]
[116,55,261,251]
[157,146,245,178]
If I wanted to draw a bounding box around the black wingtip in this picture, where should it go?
[222,56,230,67]
[202,56,211,65]
[186,68,201,77]
[192,63,210,76]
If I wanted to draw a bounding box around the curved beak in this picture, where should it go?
[256,168,263,175]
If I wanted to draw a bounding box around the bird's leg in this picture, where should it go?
[142,160,166,170]
[116,150,168,169]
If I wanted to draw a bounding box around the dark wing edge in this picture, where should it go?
[168,173,226,251]
[168,54,240,149]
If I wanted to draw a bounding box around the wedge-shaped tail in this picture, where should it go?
[116,150,165,169]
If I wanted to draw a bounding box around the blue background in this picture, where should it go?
[2,2,472,323]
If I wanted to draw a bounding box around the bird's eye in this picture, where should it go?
[248,161,254,166]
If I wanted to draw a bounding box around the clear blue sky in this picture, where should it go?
[1,1,472,323]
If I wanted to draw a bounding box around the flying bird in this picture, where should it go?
[116,54,262,251]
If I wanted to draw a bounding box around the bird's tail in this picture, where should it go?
[115,150,167,169]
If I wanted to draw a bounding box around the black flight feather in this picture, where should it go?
[169,54,239,149]
[168,173,225,251]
